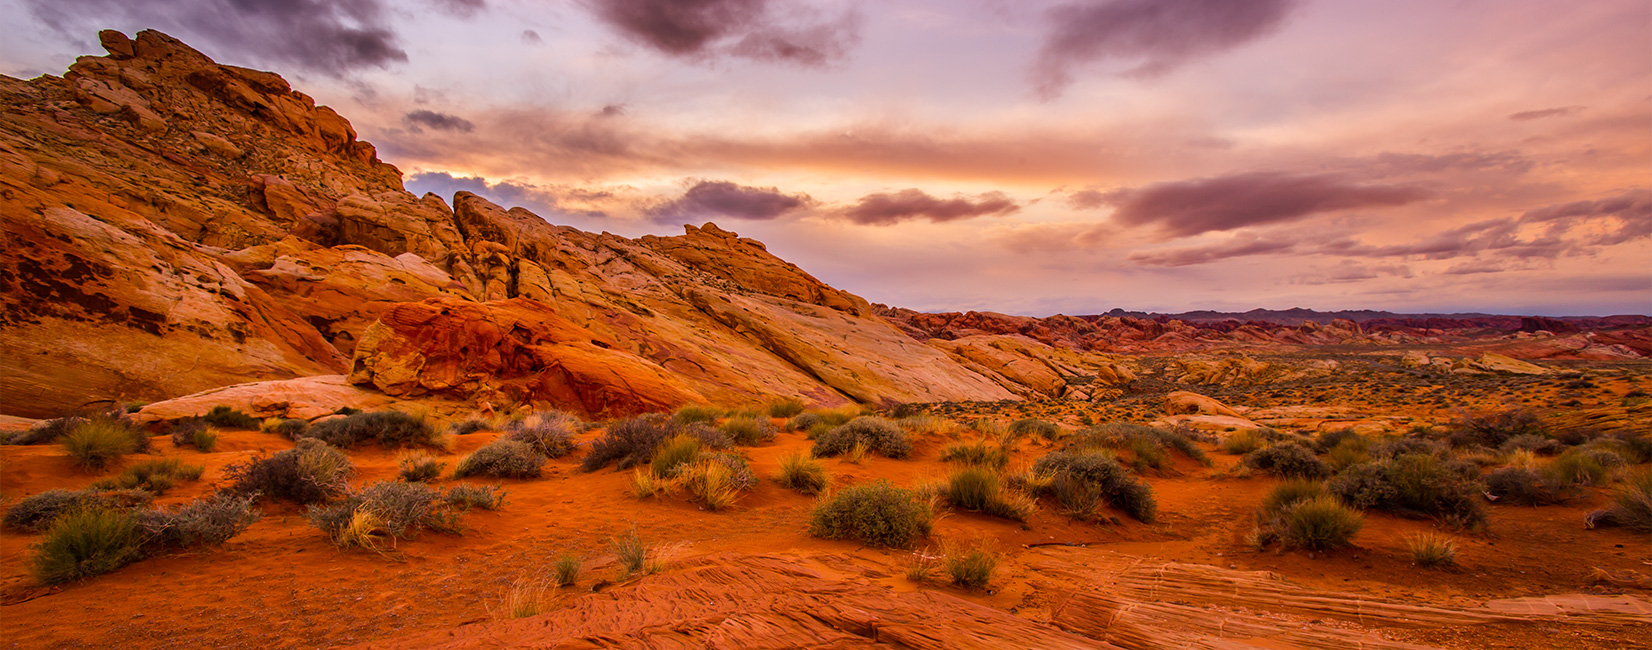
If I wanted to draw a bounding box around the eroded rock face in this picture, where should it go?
[930,334,1136,400]
[349,297,706,418]
[130,375,473,424]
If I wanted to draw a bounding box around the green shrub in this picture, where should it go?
[788,412,824,431]
[301,411,440,449]
[946,466,999,511]
[270,419,308,439]
[612,526,652,577]
[444,484,507,510]
[62,419,139,471]
[505,411,579,458]
[1588,468,1652,532]
[223,438,353,504]
[720,416,775,446]
[1325,437,1372,472]
[1128,437,1167,471]
[766,398,807,418]
[203,406,259,430]
[92,458,204,495]
[1008,419,1059,440]
[809,480,933,547]
[940,439,1009,469]
[1243,443,1330,480]
[29,507,143,584]
[650,434,701,477]
[137,493,261,548]
[1280,495,1363,550]
[583,414,676,471]
[1223,430,1265,455]
[553,553,582,587]
[1261,479,1327,514]
[11,416,85,446]
[673,405,723,426]
[455,440,546,479]
[776,451,829,495]
[678,457,743,510]
[1450,408,1544,448]
[397,450,446,482]
[813,417,912,459]
[1032,450,1156,523]
[1329,453,1485,529]
[942,540,997,589]
[1372,437,1447,460]
[4,489,152,532]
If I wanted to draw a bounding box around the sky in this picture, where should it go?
[2,0,1649,316]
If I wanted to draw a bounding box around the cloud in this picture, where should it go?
[405,171,616,223]
[1509,106,1586,121]
[1031,0,1299,98]
[1104,171,1429,237]
[23,0,428,75]
[431,0,485,17]
[403,110,475,133]
[521,30,543,44]
[1127,232,1296,266]
[646,180,814,224]
[584,0,862,66]
[841,189,1019,226]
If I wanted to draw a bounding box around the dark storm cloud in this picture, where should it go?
[1103,171,1428,237]
[1031,0,1298,98]
[1509,106,1586,121]
[584,0,861,66]
[647,180,814,224]
[842,189,1019,226]
[403,110,476,133]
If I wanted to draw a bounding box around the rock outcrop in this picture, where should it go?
[0,30,1017,418]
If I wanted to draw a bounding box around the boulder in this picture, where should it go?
[131,375,473,424]
[1164,391,1243,418]
[1471,353,1551,375]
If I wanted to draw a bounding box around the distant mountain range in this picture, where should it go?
[1097,308,1652,330]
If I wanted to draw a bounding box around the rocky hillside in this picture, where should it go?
[3,30,1152,419]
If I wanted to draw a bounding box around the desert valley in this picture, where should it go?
[1,14,1650,650]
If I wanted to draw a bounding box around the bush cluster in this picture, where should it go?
[1484,466,1576,505]
[397,451,446,482]
[1248,481,1363,551]
[776,451,829,494]
[1449,408,1545,448]
[4,489,154,532]
[1031,450,1156,523]
[720,416,775,446]
[1242,443,1331,480]
[1008,418,1059,440]
[940,439,1009,469]
[203,406,260,430]
[1585,468,1651,532]
[28,493,259,584]
[766,398,808,418]
[455,439,546,479]
[809,480,933,547]
[299,411,441,449]
[505,411,580,458]
[92,458,205,495]
[223,438,354,504]
[943,466,1035,521]
[167,419,219,452]
[62,418,148,471]
[307,481,466,548]
[1328,453,1486,529]
[812,417,912,459]
[582,414,678,471]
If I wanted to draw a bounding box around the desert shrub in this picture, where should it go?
[776,451,829,495]
[631,469,665,498]
[1128,437,1167,471]
[223,438,353,504]
[168,419,210,449]
[720,416,775,446]
[1587,468,1652,531]
[63,419,139,471]
[1371,437,1448,460]
[4,489,152,532]
[1484,466,1575,505]
[11,416,86,446]
[1548,448,1624,485]
[650,434,701,477]
[788,412,824,431]
[583,414,676,471]
[1325,437,1372,472]
[29,507,143,584]
[1450,408,1545,448]
[809,480,933,547]
[612,527,652,577]
[1032,450,1156,523]
[899,414,950,437]
[1501,434,1562,456]
[673,405,723,426]
[1223,430,1265,455]
[448,419,494,436]
[454,439,545,479]
[1243,443,1330,480]
[1329,453,1485,529]
[264,418,306,440]
[1261,479,1327,514]
[946,465,999,511]
[1009,418,1059,440]
[1279,496,1363,550]
[92,458,204,495]
[1606,433,1652,464]
[397,450,446,482]
[1071,423,1210,468]
[1405,532,1458,567]
[692,452,757,490]
[553,553,582,587]
[137,493,261,548]
[940,439,1009,469]
[504,411,580,458]
[444,484,507,510]
[766,398,808,418]
[1313,429,1363,454]
[308,480,461,547]
[203,406,259,430]
[678,457,743,510]
[301,411,441,449]
[942,540,997,589]
[813,417,912,459]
